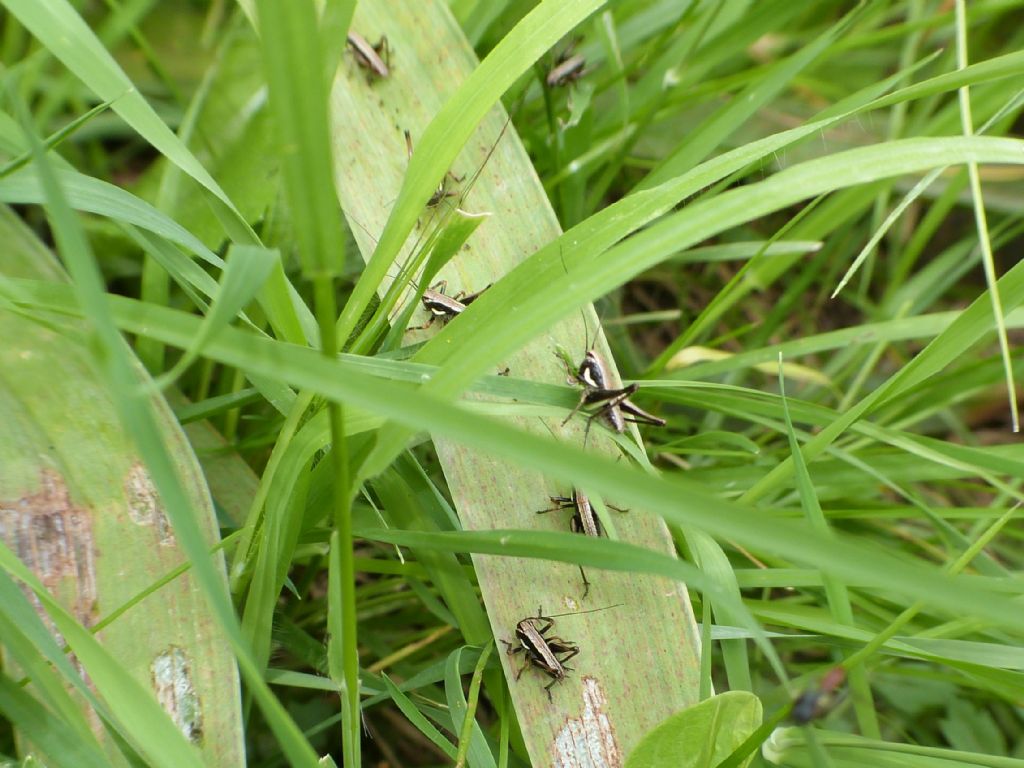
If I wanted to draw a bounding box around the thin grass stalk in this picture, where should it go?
[954,0,1019,432]
[254,0,361,760]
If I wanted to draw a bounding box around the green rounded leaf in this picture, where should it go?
[626,691,763,768]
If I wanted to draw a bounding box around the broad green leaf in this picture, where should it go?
[330,2,703,762]
[0,205,243,767]
[10,97,315,763]
[625,691,762,768]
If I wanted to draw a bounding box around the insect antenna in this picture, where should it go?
[542,602,623,620]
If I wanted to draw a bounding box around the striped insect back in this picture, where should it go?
[569,489,600,538]
[347,31,390,80]
[545,38,589,89]
[546,53,587,88]
[537,489,627,598]
[502,604,621,699]
[559,311,665,440]
[411,280,489,330]
[502,608,580,700]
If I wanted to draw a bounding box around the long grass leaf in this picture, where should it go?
[13,86,318,766]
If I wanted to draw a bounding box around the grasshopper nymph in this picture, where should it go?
[347,31,390,80]
[503,608,580,700]
[537,488,627,598]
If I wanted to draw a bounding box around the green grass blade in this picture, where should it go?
[642,2,862,187]
[9,279,1024,635]
[954,0,1018,431]
[0,0,244,230]
[381,673,458,760]
[254,0,357,760]
[0,0,313,345]
[0,671,110,768]
[155,244,277,388]
[446,645,497,768]
[778,358,879,738]
[13,86,318,766]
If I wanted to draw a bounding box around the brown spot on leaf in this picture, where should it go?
[151,646,203,744]
[552,676,622,767]
[124,462,175,545]
[0,468,98,633]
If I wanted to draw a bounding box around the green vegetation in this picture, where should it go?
[1,1,1023,766]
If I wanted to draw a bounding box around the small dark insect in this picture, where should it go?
[502,607,580,700]
[410,279,489,331]
[555,299,666,441]
[347,31,390,80]
[546,52,587,88]
[403,129,462,208]
[537,488,627,598]
[560,348,666,442]
[428,172,463,207]
[791,667,846,724]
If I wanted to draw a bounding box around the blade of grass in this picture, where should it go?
[254,0,358,762]
[13,82,319,766]
[153,244,277,390]
[954,0,1018,432]
[778,355,879,738]
[455,642,495,768]
[381,673,459,760]
[10,279,1024,638]
[446,645,497,768]
[0,671,110,768]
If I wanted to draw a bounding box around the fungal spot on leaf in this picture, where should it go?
[0,468,98,634]
[124,462,175,545]
[553,676,621,768]
[151,646,203,744]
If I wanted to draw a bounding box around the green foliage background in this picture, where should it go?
[1,0,1023,766]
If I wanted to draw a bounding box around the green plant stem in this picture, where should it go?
[314,275,360,766]
[455,642,493,768]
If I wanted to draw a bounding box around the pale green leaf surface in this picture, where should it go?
[334,0,607,344]
[330,1,702,761]
[0,206,244,766]
[12,100,314,764]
